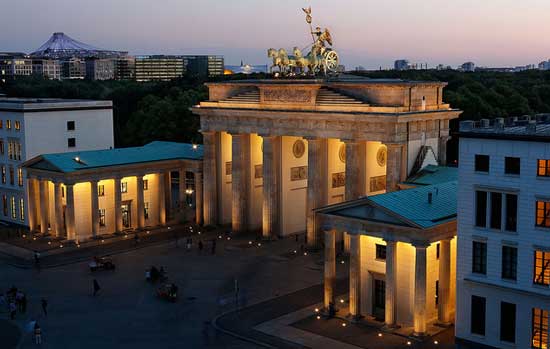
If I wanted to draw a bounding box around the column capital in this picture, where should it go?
[412,241,430,249]
[341,138,366,144]
[384,238,398,245]
[385,142,406,149]
[259,133,277,139]
[200,130,216,136]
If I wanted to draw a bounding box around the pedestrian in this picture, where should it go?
[34,322,42,345]
[198,240,203,254]
[186,237,192,251]
[9,301,16,320]
[92,279,101,296]
[41,298,48,317]
[134,233,139,246]
[211,239,216,255]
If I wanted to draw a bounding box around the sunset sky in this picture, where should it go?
[2,0,550,69]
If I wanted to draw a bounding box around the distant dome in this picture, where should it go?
[31,32,126,59]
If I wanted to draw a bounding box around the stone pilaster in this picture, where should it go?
[438,239,452,325]
[194,171,203,225]
[231,133,250,234]
[386,143,407,192]
[262,135,280,239]
[306,137,327,248]
[65,184,76,241]
[53,182,64,238]
[114,177,123,233]
[324,230,336,309]
[349,234,361,319]
[158,172,166,225]
[413,242,429,336]
[385,240,398,327]
[178,169,186,210]
[202,131,217,226]
[39,179,49,234]
[343,140,366,201]
[90,180,99,237]
[164,171,172,220]
[438,136,451,166]
[136,176,145,229]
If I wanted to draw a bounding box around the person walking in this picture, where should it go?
[92,279,101,296]
[186,237,192,251]
[41,298,48,317]
[34,322,42,345]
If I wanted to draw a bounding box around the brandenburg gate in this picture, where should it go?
[192,78,460,246]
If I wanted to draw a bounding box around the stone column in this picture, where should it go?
[343,140,366,201]
[178,169,186,210]
[39,179,49,234]
[158,172,166,225]
[194,171,203,225]
[114,177,123,233]
[306,137,327,248]
[90,180,99,237]
[349,234,361,319]
[136,176,145,229]
[262,135,280,239]
[438,239,452,324]
[27,177,38,232]
[438,136,451,166]
[386,143,406,192]
[53,182,64,238]
[413,242,429,336]
[65,184,76,240]
[385,240,398,327]
[164,171,172,219]
[324,230,336,309]
[202,131,217,226]
[231,133,250,234]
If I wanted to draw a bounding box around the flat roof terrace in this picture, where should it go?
[0,98,113,112]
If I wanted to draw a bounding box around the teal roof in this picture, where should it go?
[326,181,457,229]
[405,165,458,186]
[27,141,203,173]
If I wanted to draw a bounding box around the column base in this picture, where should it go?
[435,321,453,328]
[382,323,401,331]
[411,331,427,339]
[347,314,363,323]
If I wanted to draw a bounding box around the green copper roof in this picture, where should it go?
[28,141,203,173]
[405,165,458,186]
[325,181,457,229]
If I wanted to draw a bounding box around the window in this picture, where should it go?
[472,241,487,274]
[6,120,11,130]
[537,201,550,228]
[16,142,21,160]
[7,141,13,160]
[0,120,3,129]
[1,166,5,184]
[98,185,105,197]
[0,139,4,155]
[9,167,14,186]
[471,295,486,336]
[538,160,550,177]
[505,194,518,232]
[436,243,440,259]
[144,202,149,220]
[2,195,7,216]
[10,196,16,219]
[62,186,65,198]
[14,121,20,131]
[490,192,502,229]
[475,154,489,172]
[534,251,550,286]
[475,191,487,227]
[17,168,23,187]
[533,308,549,349]
[435,280,439,306]
[375,244,386,260]
[143,179,148,190]
[99,209,106,227]
[500,302,516,343]
[501,246,517,280]
[19,198,24,221]
[121,181,127,193]
[505,157,520,175]
[67,121,75,131]
[67,138,76,148]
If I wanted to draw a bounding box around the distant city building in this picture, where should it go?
[394,59,410,71]
[114,56,135,80]
[539,60,550,70]
[30,32,126,60]
[32,59,61,80]
[224,62,267,75]
[0,54,33,82]
[456,115,550,348]
[183,55,224,78]
[0,97,114,228]
[460,62,476,72]
[85,58,115,81]
[61,58,86,80]
[134,55,184,82]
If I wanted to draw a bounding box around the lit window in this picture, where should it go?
[6,120,11,130]
[1,166,5,184]
[536,201,550,228]
[9,167,14,186]
[98,184,105,197]
[534,251,550,286]
[532,308,548,349]
[14,121,20,131]
[17,168,23,187]
[121,182,128,193]
[10,196,16,219]
[0,120,3,129]
[143,179,148,190]
[99,209,106,227]
[19,198,24,221]
[538,160,550,177]
[144,202,149,220]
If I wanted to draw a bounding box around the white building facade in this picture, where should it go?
[0,98,114,228]
[456,116,550,348]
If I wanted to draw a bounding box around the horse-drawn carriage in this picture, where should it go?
[268,7,340,76]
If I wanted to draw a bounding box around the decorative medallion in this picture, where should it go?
[376,146,387,167]
[339,144,346,163]
[292,140,306,159]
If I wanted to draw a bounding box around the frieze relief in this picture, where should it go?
[263,89,312,103]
